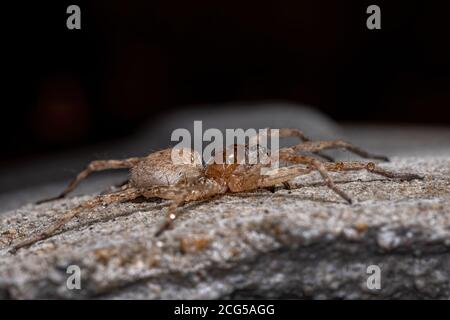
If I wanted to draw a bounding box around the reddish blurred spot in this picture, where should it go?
[31,76,91,144]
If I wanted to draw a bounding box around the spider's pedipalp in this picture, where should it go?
[37,157,142,204]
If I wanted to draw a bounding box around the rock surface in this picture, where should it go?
[2,103,450,299]
[1,155,450,299]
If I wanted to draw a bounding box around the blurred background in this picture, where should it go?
[1,0,450,197]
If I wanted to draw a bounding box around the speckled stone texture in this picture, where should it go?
[2,104,450,299]
[1,154,450,299]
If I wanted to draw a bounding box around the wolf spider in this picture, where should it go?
[9,128,422,253]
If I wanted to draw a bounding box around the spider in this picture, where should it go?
[9,128,422,253]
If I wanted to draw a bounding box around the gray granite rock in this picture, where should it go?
[2,103,450,299]
[1,154,450,299]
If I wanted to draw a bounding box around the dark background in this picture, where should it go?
[2,0,450,165]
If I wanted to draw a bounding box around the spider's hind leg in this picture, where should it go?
[11,186,142,253]
[37,157,142,204]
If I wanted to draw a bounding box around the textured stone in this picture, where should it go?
[1,155,450,299]
[2,103,450,299]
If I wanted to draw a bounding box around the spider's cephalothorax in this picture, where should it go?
[10,128,422,253]
[204,143,274,192]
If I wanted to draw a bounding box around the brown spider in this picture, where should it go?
[9,128,422,253]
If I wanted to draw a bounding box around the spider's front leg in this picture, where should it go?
[251,128,335,162]
[273,151,422,202]
[323,161,423,180]
[291,140,389,162]
[223,162,344,202]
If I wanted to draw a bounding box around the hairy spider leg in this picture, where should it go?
[324,161,423,180]
[291,140,389,162]
[148,179,228,236]
[250,128,335,162]
[277,150,352,203]
[12,180,228,251]
[11,186,143,252]
[278,151,422,193]
[37,157,142,204]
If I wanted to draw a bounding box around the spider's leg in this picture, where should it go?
[282,181,293,190]
[251,128,334,162]
[256,166,314,188]
[258,163,352,203]
[277,128,335,161]
[278,148,421,188]
[153,191,188,237]
[278,128,311,141]
[37,157,142,204]
[292,140,389,162]
[10,186,142,253]
[276,153,353,203]
[143,180,228,237]
[306,158,353,203]
[324,161,423,180]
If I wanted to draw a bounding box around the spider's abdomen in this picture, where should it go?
[129,148,203,188]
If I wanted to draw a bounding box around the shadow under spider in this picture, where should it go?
[226,192,345,205]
